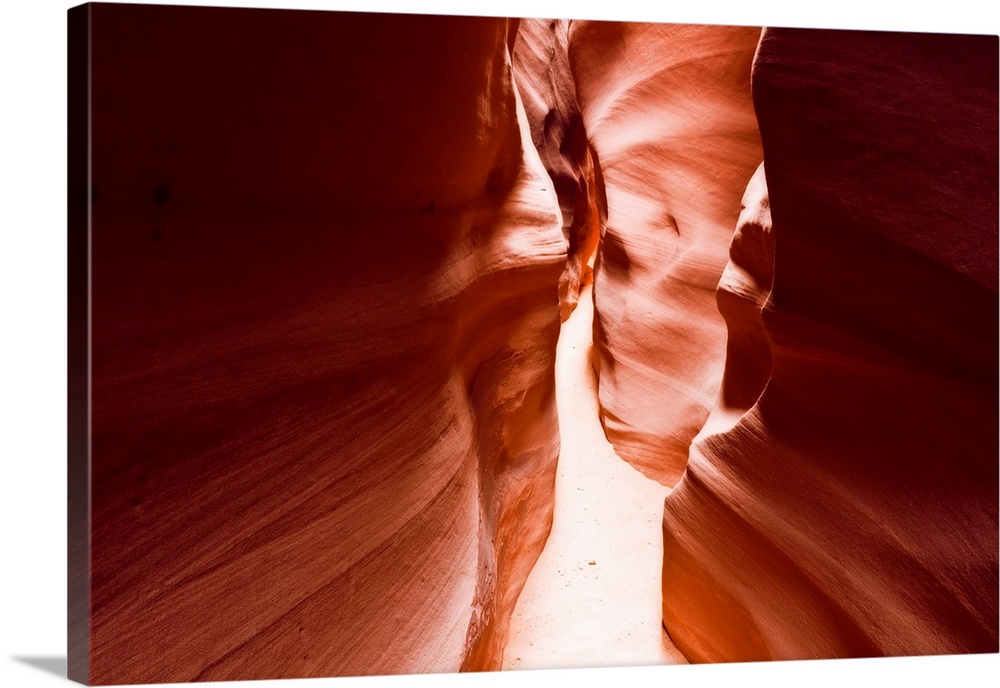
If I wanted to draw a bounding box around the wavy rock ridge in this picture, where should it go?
[662,28,999,661]
[86,6,563,683]
[566,21,765,485]
[512,18,602,321]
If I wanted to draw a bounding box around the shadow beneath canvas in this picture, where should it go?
[12,656,67,679]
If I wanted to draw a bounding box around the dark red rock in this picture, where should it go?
[662,28,999,662]
[83,5,565,682]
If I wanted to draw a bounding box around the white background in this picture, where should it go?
[1,1,997,687]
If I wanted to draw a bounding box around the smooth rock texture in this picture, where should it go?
[698,162,773,439]
[87,5,564,683]
[566,22,764,485]
[513,18,602,320]
[662,28,999,662]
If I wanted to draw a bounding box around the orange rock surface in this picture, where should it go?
[662,28,999,662]
[566,22,764,485]
[513,18,601,320]
[86,5,563,683]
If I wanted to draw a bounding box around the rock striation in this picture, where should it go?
[512,18,602,321]
[85,5,564,683]
[565,21,764,485]
[662,28,999,662]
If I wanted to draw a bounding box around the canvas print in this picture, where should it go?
[67,2,999,685]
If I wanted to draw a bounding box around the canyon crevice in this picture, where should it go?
[565,21,765,486]
[78,5,999,684]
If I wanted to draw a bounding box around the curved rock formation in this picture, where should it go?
[662,28,999,662]
[566,21,764,485]
[698,162,773,439]
[513,18,602,321]
[86,5,564,683]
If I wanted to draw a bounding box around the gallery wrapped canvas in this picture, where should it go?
[68,2,998,685]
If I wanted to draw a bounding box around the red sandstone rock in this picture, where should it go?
[662,28,999,662]
[566,21,764,485]
[84,5,564,683]
[698,163,773,438]
[513,18,601,321]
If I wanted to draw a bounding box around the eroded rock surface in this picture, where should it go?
[87,6,563,683]
[513,18,601,320]
[662,28,999,662]
[566,22,764,485]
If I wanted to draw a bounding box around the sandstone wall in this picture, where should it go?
[87,6,564,682]
[566,21,764,485]
[662,28,999,662]
[513,18,602,321]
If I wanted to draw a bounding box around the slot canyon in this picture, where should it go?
[73,4,998,685]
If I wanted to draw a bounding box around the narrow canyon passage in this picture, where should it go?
[74,10,998,682]
[504,284,688,670]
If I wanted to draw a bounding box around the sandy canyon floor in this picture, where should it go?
[504,284,689,670]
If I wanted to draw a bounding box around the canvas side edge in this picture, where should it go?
[68,3,92,685]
